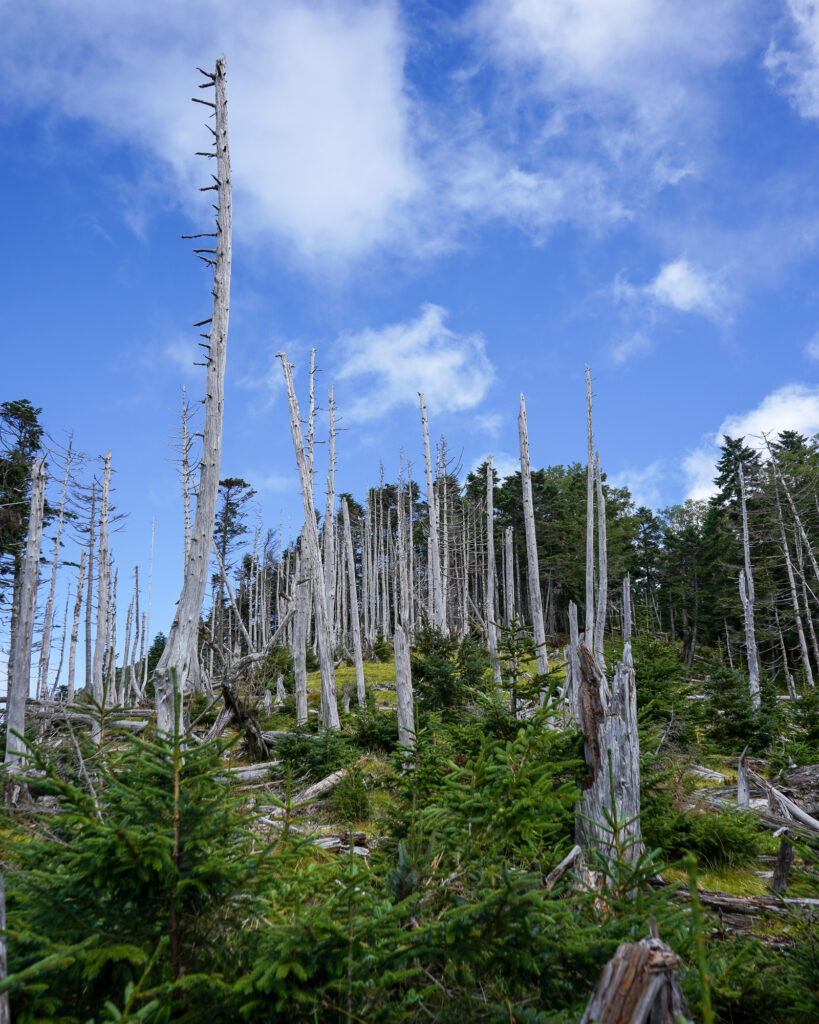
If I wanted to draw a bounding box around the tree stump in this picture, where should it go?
[580,936,693,1024]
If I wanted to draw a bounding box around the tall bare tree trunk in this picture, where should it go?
[155,60,232,730]
[486,457,502,685]
[504,526,515,625]
[419,394,446,633]
[92,451,111,716]
[342,497,366,707]
[84,482,96,692]
[518,394,548,675]
[38,440,72,698]
[278,354,339,729]
[738,465,761,708]
[774,473,814,687]
[394,624,415,750]
[292,553,309,727]
[5,459,46,765]
[585,366,595,650]
[324,385,337,645]
[593,451,608,672]
[143,519,154,694]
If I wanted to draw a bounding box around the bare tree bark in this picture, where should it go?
[92,451,111,715]
[773,471,814,687]
[486,457,502,685]
[585,366,595,650]
[84,481,96,692]
[292,554,310,727]
[518,394,548,675]
[323,385,337,645]
[738,464,761,708]
[154,60,232,730]
[394,623,415,751]
[419,394,446,633]
[5,459,46,765]
[504,526,515,625]
[38,439,72,698]
[593,451,608,672]
[341,497,366,707]
[278,353,339,729]
[143,519,154,694]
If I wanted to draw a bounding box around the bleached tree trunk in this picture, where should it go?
[796,532,819,672]
[486,457,502,685]
[38,440,72,699]
[593,451,608,672]
[767,437,819,589]
[585,366,595,650]
[154,60,231,730]
[84,481,96,692]
[129,566,140,701]
[67,549,85,701]
[738,464,761,708]
[279,353,340,729]
[341,497,366,707]
[440,447,450,633]
[5,459,46,765]
[518,394,548,675]
[773,473,814,687]
[143,519,154,693]
[504,526,515,625]
[120,598,133,706]
[397,469,411,631]
[566,600,583,727]
[48,586,70,699]
[92,451,111,714]
[394,623,415,750]
[419,394,446,633]
[293,554,309,727]
[324,385,337,644]
[623,574,632,644]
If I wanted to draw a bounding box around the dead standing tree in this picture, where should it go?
[278,354,340,729]
[154,59,232,733]
[5,460,46,765]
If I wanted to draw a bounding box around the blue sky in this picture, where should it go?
[4,0,819,670]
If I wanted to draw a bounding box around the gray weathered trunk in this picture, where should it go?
[5,459,46,765]
[154,60,231,731]
[585,366,595,649]
[486,457,502,685]
[342,497,366,707]
[738,465,761,708]
[593,451,608,672]
[419,393,446,633]
[92,451,111,713]
[504,526,515,625]
[66,550,86,702]
[394,624,415,750]
[279,353,339,729]
[293,554,310,727]
[37,440,71,699]
[518,394,548,675]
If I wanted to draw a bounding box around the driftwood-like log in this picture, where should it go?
[580,936,693,1024]
[221,679,269,762]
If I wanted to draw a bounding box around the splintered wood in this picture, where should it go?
[580,937,693,1024]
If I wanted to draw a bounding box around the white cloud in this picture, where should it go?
[611,332,653,365]
[335,304,494,422]
[163,337,200,376]
[473,0,753,160]
[473,412,504,437]
[615,258,730,323]
[682,383,819,499]
[1,1,420,261]
[608,460,664,508]
[766,1,819,120]
[804,332,819,360]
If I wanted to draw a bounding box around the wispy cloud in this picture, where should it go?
[611,332,653,365]
[1,1,420,262]
[335,304,494,422]
[766,0,819,120]
[615,258,730,323]
[608,460,664,509]
[682,382,819,499]
[804,331,819,360]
